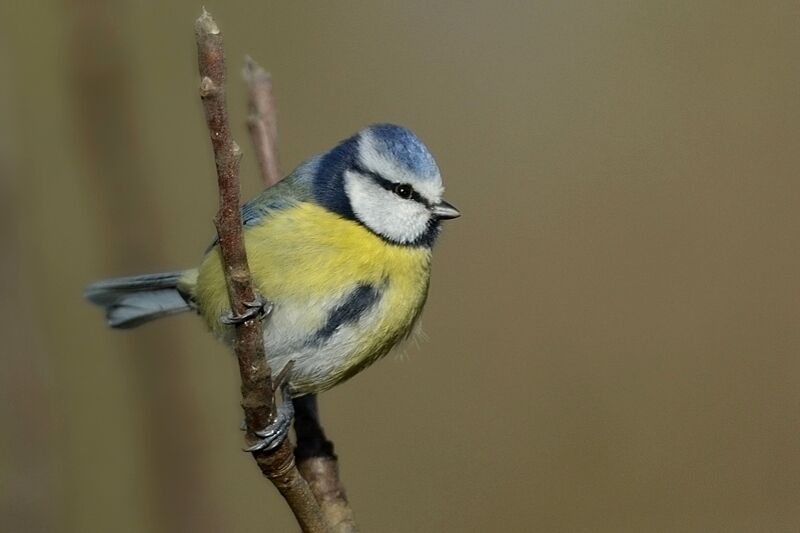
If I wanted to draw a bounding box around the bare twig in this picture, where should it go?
[294,396,359,533]
[242,54,359,532]
[194,10,327,532]
[243,56,281,187]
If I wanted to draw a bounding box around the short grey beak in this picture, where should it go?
[431,200,461,220]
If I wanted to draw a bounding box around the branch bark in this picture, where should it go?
[242,54,360,533]
[242,56,281,187]
[194,10,327,532]
[294,396,359,532]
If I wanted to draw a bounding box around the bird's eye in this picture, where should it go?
[393,183,413,199]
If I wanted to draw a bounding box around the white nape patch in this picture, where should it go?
[344,170,432,244]
[358,131,444,204]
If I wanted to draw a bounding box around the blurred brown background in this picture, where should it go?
[2,1,799,532]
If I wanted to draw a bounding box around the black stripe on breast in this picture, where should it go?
[308,283,381,345]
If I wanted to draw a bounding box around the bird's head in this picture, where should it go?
[313,124,460,246]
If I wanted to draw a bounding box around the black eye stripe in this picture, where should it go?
[350,162,431,207]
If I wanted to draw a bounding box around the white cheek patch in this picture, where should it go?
[344,171,432,244]
[358,132,444,204]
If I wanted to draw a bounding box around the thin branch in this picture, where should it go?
[194,10,327,533]
[242,54,360,532]
[243,56,281,187]
[294,395,359,533]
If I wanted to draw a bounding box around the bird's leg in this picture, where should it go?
[220,293,272,325]
[292,394,336,461]
[242,361,295,452]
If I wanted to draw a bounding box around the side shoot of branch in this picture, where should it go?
[243,56,282,188]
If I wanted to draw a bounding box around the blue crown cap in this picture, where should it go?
[365,124,440,181]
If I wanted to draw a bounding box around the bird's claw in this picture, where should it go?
[242,383,294,453]
[220,294,272,325]
[239,361,294,432]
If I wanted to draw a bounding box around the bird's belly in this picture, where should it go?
[265,276,429,395]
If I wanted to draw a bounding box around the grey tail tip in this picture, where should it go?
[84,271,192,329]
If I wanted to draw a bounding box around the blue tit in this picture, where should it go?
[86,124,460,399]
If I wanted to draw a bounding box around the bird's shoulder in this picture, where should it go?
[204,156,321,253]
[240,155,321,227]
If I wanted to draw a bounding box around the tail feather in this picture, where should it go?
[84,271,192,329]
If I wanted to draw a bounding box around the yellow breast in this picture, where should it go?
[188,203,431,390]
